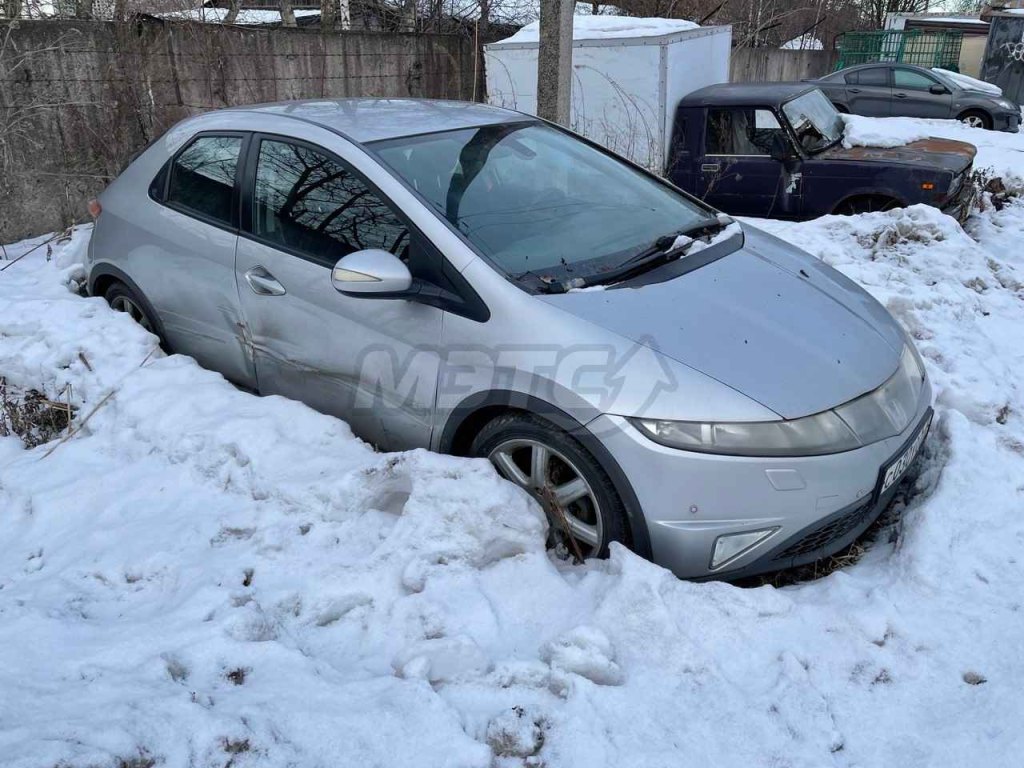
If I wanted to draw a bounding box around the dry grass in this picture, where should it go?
[0,377,75,448]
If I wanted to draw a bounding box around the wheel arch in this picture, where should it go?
[89,263,170,346]
[957,107,992,128]
[438,390,653,559]
[830,190,906,215]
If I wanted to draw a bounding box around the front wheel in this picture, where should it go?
[958,110,992,130]
[833,195,900,216]
[471,412,629,561]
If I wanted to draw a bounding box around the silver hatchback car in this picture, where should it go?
[86,99,933,580]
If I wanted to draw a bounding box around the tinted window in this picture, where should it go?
[894,68,937,90]
[371,123,710,279]
[166,136,243,225]
[706,108,782,155]
[857,68,889,87]
[253,140,409,265]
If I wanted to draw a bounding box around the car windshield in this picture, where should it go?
[370,122,711,282]
[781,90,844,154]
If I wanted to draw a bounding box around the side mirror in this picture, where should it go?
[929,84,949,95]
[331,249,412,296]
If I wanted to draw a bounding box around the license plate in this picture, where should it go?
[878,411,932,496]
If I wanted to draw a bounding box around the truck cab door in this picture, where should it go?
[697,107,788,218]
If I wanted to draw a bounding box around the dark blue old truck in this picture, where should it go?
[666,83,977,221]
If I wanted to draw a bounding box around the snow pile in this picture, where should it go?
[780,34,823,50]
[841,113,934,148]
[498,15,699,44]
[933,68,1002,96]
[5,129,1024,765]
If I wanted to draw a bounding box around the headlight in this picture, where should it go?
[1000,98,1017,110]
[833,345,923,444]
[947,173,962,196]
[632,346,925,457]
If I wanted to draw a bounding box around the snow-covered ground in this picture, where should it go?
[3,118,1024,767]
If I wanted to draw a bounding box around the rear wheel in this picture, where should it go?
[471,412,629,561]
[104,281,162,342]
[833,195,900,216]
[958,110,992,130]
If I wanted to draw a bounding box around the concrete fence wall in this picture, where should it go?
[730,48,838,83]
[0,19,476,241]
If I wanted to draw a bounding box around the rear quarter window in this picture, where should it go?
[165,135,244,226]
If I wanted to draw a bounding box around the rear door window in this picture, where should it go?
[856,67,890,87]
[165,135,244,226]
[251,139,410,267]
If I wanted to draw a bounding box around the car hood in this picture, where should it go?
[537,226,906,420]
[819,138,976,174]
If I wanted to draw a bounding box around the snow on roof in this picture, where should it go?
[780,34,823,50]
[158,7,320,24]
[496,16,700,45]
[914,16,988,24]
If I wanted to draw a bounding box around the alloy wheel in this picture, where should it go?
[488,437,603,559]
[961,115,985,129]
[110,295,154,333]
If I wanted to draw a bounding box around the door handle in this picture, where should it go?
[701,163,721,172]
[848,88,861,94]
[245,266,286,296]
[894,92,907,98]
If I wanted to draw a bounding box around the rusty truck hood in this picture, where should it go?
[819,137,976,174]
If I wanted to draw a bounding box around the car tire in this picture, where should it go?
[104,281,164,345]
[833,195,900,216]
[958,110,992,130]
[471,412,630,561]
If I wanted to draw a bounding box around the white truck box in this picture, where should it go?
[484,18,732,172]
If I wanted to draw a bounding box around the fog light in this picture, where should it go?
[710,528,779,570]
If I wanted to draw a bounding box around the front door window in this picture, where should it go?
[253,139,410,267]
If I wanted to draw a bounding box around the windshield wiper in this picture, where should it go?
[573,214,733,289]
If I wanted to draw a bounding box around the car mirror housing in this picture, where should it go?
[929,84,948,95]
[331,249,413,296]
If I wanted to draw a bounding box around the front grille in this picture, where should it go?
[773,499,873,560]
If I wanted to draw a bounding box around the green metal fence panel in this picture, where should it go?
[836,30,963,71]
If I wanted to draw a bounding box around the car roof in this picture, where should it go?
[678,82,817,108]
[223,98,532,144]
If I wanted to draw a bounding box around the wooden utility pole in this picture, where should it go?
[536,0,572,126]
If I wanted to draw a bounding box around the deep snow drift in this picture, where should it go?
[3,121,1024,767]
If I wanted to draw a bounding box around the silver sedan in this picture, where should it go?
[85,99,933,579]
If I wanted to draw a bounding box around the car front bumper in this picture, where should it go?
[587,377,933,580]
[994,110,1021,133]
[941,175,978,223]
